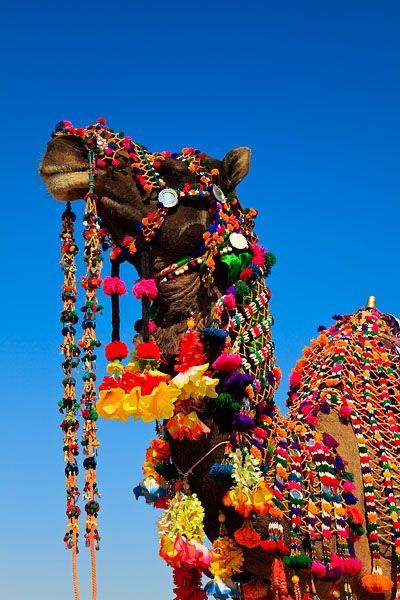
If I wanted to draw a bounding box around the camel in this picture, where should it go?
[40,120,400,600]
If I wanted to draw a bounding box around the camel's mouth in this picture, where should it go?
[40,164,89,201]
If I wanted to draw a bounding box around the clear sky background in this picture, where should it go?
[1,1,399,598]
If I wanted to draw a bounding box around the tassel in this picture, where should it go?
[272,558,289,599]
[343,577,353,600]
[291,575,302,600]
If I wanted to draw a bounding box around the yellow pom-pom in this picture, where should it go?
[291,575,299,584]
[332,591,340,599]
[187,317,196,329]
[218,512,226,523]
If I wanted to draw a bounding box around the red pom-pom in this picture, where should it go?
[136,341,161,360]
[97,117,106,125]
[240,268,253,282]
[105,341,129,361]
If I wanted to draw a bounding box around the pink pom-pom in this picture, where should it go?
[306,414,318,426]
[253,427,268,440]
[339,404,353,419]
[344,557,362,576]
[133,279,158,300]
[137,320,158,335]
[254,379,262,392]
[343,480,356,493]
[148,321,158,334]
[96,159,106,168]
[311,561,326,579]
[223,293,236,309]
[251,243,267,267]
[212,352,242,373]
[289,370,302,387]
[331,554,345,574]
[300,402,312,415]
[103,276,127,296]
[112,158,119,167]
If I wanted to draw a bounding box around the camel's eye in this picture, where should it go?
[157,158,191,186]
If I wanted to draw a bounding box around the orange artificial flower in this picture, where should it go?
[234,525,261,548]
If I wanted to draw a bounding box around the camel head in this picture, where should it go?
[40,119,251,270]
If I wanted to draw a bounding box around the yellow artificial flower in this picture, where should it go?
[171,364,218,400]
[140,381,181,422]
[97,387,128,421]
[252,481,273,515]
[122,387,144,420]
[210,537,244,579]
[106,361,125,376]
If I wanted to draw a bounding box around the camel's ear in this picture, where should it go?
[222,147,251,189]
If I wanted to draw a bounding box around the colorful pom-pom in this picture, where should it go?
[212,352,242,373]
[105,340,129,361]
[362,573,393,593]
[136,341,161,360]
[103,276,127,295]
[133,278,158,300]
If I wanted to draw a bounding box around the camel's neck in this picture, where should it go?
[151,266,282,419]
[152,271,222,363]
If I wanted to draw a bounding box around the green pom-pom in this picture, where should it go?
[216,392,241,414]
[265,253,276,268]
[349,523,365,536]
[235,281,250,297]
[283,553,312,570]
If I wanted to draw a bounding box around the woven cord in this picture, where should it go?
[72,534,80,600]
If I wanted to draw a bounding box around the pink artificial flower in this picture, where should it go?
[133,279,158,300]
[174,536,212,570]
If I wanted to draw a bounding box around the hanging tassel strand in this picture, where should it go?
[80,189,104,600]
[60,202,81,600]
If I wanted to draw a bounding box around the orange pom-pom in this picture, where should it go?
[362,574,393,593]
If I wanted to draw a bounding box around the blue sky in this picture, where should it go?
[1,1,399,598]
